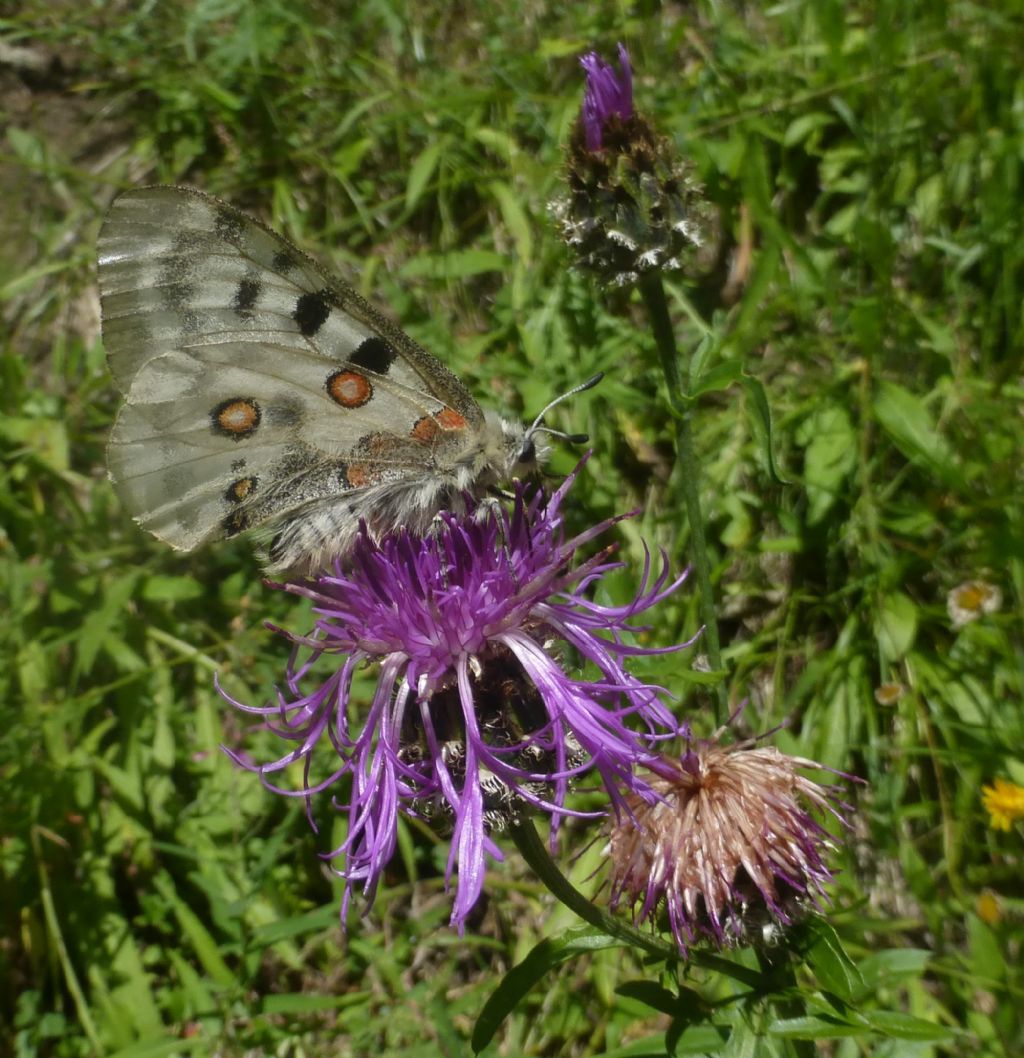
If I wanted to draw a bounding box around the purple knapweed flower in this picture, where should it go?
[580,43,634,150]
[607,734,857,954]
[221,462,692,928]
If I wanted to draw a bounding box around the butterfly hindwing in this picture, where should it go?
[106,342,471,551]
[99,186,491,558]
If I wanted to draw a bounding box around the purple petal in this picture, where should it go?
[580,43,634,150]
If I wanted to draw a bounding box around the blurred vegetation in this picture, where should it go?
[1,0,1022,1054]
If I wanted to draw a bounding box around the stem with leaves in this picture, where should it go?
[509,816,678,958]
[638,274,726,722]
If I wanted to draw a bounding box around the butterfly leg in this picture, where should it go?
[476,493,523,589]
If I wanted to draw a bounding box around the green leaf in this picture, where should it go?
[262,993,355,1014]
[472,927,622,1052]
[398,249,507,280]
[93,760,144,813]
[797,403,857,524]
[405,140,444,213]
[805,920,864,1001]
[105,1036,208,1058]
[768,1015,867,1040]
[251,905,341,947]
[6,125,47,165]
[690,358,745,399]
[722,1017,760,1058]
[488,180,533,262]
[862,1011,954,1042]
[783,112,833,147]
[141,575,204,602]
[875,591,919,660]
[0,261,75,299]
[165,948,215,1022]
[873,379,961,486]
[152,872,234,987]
[966,911,1006,984]
[0,415,70,473]
[857,948,931,989]
[75,574,141,677]
[742,374,791,484]
[669,1025,731,1055]
[616,980,679,1016]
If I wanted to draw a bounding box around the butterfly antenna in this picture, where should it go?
[531,426,591,444]
[523,372,604,449]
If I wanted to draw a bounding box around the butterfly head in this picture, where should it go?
[514,371,604,468]
[472,412,545,488]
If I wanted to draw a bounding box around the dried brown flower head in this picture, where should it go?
[608,739,855,953]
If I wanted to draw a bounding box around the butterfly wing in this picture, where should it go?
[99,186,486,558]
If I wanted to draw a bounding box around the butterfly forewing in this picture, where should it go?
[98,186,500,561]
[100,187,481,419]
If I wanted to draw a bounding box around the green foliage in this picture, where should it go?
[2,0,1023,1054]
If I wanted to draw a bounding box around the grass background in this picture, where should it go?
[2,0,1023,1054]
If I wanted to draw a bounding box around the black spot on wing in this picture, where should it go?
[224,510,251,538]
[171,230,206,254]
[158,234,201,333]
[161,282,199,335]
[214,206,245,244]
[233,274,261,318]
[267,400,302,427]
[160,282,194,309]
[294,290,331,337]
[272,249,297,273]
[350,336,396,375]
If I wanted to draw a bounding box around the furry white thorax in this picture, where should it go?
[263,410,548,576]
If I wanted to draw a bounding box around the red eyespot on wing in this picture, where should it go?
[345,463,373,488]
[225,476,258,503]
[410,416,441,444]
[354,432,399,459]
[326,370,373,409]
[437,408,467,430]
[410,408,467,445]
[211,398,261,438]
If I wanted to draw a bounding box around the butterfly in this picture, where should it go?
[99,186,595,575]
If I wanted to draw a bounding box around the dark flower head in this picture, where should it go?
[222,463,692,928]
[608,734,857,953]
[552,43,711,287]
[580,43,633,150]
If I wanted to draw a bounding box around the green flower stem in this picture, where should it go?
[638,273,726,722]
[509,817,677,959]
[756,948,817,1058]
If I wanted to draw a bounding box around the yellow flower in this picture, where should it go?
[982,778,1024,831]
[976,889,1002,925]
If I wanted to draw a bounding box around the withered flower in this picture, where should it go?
[608,737,855,952]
